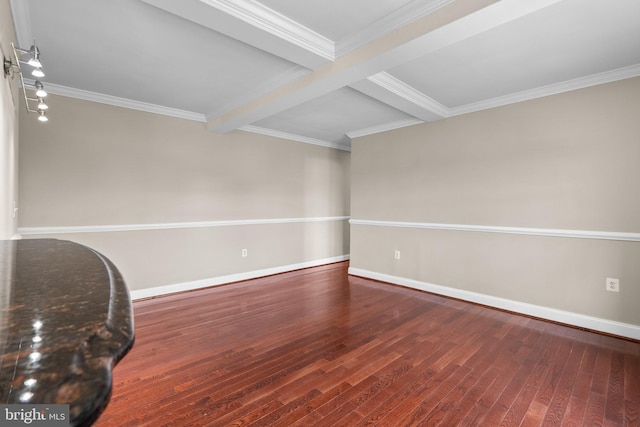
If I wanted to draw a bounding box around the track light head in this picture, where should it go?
[35,81,47,98]
[27,45,42,68]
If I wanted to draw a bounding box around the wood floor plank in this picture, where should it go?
[604,350,625,425]
[352,343,457,425]
[93,262,640,426]
[378,363,465,425]
[414,368,479,426]
[288,382,352,426]
[624,351,640,426]
[436,365,501,426]
[583,392,607,427]
[460,338,544,426]
[561,343,596,427]
[543,342,585,425]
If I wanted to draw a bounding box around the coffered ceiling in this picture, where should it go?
[10,0,640,151]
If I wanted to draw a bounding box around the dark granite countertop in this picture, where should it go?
[0,239,134,426]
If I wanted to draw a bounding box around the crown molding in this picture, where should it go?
[240,125,351,151]
[200,0,335,61]
[450,63,640,117]
[27,80,206,122]
[367,72,450,117]
[336,0,456,57]
[346,118,424,140]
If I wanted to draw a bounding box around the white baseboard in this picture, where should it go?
[130,255,350,300]
[348,267,640,341]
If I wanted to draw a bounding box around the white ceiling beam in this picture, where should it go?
[336,0,456,57]
[346,119,425,140]
[240,125,351,151]
[141,0,332,69]
[350,72,448,122]
[207,0,563,134]
[200,0,334,60]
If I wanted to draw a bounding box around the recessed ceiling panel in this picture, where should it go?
[253,87,414,143]
[258,0,415,41]
[28,0,306,114]
[389,0,640,108]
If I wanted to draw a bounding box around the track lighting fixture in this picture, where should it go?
[3,40,50,122]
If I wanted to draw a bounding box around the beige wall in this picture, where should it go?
[0,0,19,239]
[18,94,350,291]
[351,77,640,328]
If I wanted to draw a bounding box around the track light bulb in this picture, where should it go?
[32,67,44,78]
[37,111,48,122]
[37,98,48,110]
[35,81,47,98]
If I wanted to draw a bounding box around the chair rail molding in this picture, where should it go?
[349,219,640,242]
[20,216,351,235]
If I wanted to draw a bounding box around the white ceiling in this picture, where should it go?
[11,0,640,151]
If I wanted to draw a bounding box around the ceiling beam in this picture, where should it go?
[350,72,448,122]
[336,0,457,58]
[141,0,332,69]
[206,0,563,134]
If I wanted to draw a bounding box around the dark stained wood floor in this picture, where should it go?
[95,262,640,426]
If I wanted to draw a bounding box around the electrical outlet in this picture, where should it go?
[394,250,400,260]
[241,249,248,257]
[606,278,619,292]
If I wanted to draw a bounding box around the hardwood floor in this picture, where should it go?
[94,262,640,426]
